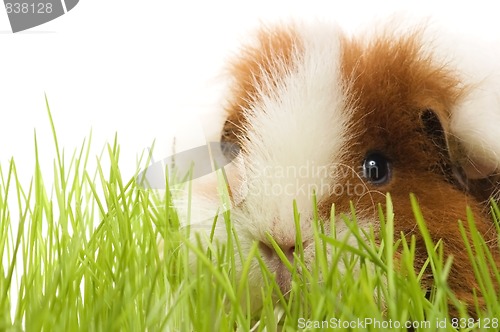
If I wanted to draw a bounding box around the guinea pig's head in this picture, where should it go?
[190,22,500,312]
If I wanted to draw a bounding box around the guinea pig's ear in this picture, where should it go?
[420,109,449,155]
[421,108,500,201]
[420,109,468,188]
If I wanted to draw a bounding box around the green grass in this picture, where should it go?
[1,101,499,331]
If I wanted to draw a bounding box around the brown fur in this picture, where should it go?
[334,29,499,316]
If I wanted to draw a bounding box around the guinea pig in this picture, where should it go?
[178,20,500,316]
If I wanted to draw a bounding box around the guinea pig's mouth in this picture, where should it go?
[258,242,294,295]
[275,264,293,296]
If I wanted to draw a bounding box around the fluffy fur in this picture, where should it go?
[180,21,500,315]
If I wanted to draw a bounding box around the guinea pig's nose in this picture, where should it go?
[258,239,306,263]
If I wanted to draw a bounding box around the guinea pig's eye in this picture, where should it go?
[220,138,241,160]
[362,152,391,185]
[220,124,241,160]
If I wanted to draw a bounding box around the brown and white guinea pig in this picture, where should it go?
[179,21,500,314]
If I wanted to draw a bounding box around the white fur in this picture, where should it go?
[236,23,353,247]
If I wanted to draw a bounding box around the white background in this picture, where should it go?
[1,0,499,321]
[0,0,499,186]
